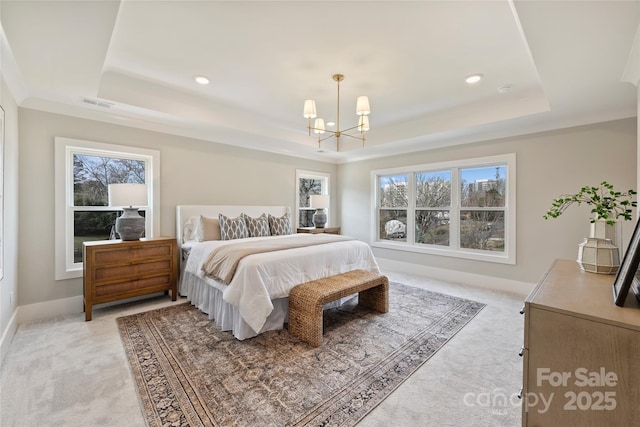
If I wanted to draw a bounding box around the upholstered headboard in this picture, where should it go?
[175,205,290,247]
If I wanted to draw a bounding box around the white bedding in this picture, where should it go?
[182,234,380,336]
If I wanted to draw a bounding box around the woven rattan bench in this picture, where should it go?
[288,269,389,347]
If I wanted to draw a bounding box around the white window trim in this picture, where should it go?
[54,137,160,280]
[370,153,516,265]
[0,106,4,281]
[295,169,330,228]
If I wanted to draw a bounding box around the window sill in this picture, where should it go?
[371,240,515,265]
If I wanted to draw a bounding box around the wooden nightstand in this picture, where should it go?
[297,227,341,235]
[83,237,178,321]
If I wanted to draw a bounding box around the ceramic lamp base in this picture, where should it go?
[312,208,327,228]
[115,207,145,241]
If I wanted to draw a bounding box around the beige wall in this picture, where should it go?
[11,108,640,307]
[338,118,638,285]
[17,108,337,306]
[0,77,19,341]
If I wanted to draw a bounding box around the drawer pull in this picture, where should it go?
[519,305,525,315]
[517,388,523,399]
[518,346,524,357]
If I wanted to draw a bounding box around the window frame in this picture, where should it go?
[371,153,516,264]
[0,106,4,281]
[54,137,160,280]
[295,169,330,228]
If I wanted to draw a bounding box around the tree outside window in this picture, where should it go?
[459,166,506,252]
[55,137,160,280]
[296,170,329,228]
[72,154,146,262]
[415,171,451,246]
[378,174,408,242]
[372,154,515,265]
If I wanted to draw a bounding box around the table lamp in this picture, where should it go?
[310,195,329,228]
[108,183,147,241]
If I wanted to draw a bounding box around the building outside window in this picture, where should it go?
[372,154,515,264]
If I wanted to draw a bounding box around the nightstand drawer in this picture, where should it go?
[93,259,173,281]
[94,273,174,297]
[93,243,172,264]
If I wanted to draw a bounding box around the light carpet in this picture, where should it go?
[117,282,485,427]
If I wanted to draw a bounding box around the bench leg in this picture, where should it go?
[358,280,389,313]
[289,304,324,347]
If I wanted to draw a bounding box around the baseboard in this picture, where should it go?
[14,292,168,325]
[0,309,19,367]
[377,258,535,297]
[16,295,84,324]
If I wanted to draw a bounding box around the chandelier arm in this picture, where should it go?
[308,126,339,136]
[340,124,367,133]
[338,132,366,142]
[318,132,339,143]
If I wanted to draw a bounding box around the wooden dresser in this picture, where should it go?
[522,259,640,426]
[83,237,178,321]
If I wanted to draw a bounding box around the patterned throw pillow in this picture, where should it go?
[243,213,270,237]
[218,214,249,240]
[268,213,292,236]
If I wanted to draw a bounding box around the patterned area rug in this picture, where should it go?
[117,282,485,427]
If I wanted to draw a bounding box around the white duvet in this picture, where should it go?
[183,234,380,334]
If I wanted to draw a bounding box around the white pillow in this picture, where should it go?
[183,216,200,242]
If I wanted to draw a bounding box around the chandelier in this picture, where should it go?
[303,74,370,151]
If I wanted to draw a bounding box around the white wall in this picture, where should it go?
[17,108,337,307]
[0,76,19,363]
[338,118,638,287]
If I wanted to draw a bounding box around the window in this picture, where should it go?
[296,170,330,228]
[372,154,515,264]
[55,137,160,280]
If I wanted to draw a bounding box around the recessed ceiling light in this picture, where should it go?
[465,74,483,84]
[497,84,513,94]
[326,121,336,127]
[194,75,210,85]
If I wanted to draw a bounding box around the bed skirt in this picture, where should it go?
[180,270,349,340]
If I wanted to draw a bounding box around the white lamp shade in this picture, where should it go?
[356,96,370,116]
[314,118,326,134]
[310,194,329,209]
[108,183,148,208]
[303,100,317,118]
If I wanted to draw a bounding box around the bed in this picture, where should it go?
[176,205,381,340]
